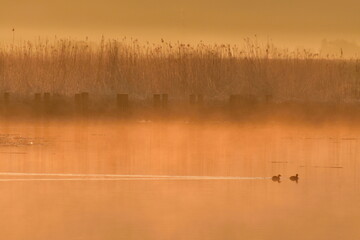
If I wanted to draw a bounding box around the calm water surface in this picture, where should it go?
[0,120,359,240]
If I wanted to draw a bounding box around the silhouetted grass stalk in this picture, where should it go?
[0,37,359,102]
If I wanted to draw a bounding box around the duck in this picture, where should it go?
[272,174,281,182]
[290,174,299,182]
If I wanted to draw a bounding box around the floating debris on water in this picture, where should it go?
[299,165,343,169]
[0,152,27,155]
[0,134,47,147]
[314,166,343,169]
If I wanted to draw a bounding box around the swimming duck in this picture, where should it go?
[272,174,281,182]
[290,174,299,182]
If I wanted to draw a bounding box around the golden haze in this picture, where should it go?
[0,0,359,51]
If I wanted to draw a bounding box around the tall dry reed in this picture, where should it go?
[0,37,359,102]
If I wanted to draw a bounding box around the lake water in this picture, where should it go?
[0,120,359,240]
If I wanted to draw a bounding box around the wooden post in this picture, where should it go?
[44,93,50,105]
[265,94,273,103]
[117,94,129,112]
[197,94,204,105]
[34,93,42,114]
[75,93,81,113]
[43,92,50,102]
[229,94,238,107]
[189,94,196,105]
[248,94,256,105]
[81,92,89,113]
[43,92,51,114]
[2,92,10,115]
[75,94,81,104]
[3,92,10,105]
[153,94,161,108]
[34,93,41,102]
[34,93,41,103]
[162,94,168,108]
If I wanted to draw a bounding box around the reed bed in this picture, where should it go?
[0,37,359,103]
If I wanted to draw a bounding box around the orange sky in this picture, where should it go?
[0,0,359,50]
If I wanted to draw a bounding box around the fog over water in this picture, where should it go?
[0,0,359,238]
[0,120,359,239]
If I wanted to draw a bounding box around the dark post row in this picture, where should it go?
[153,94,169,109]
[2,92,273,110]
